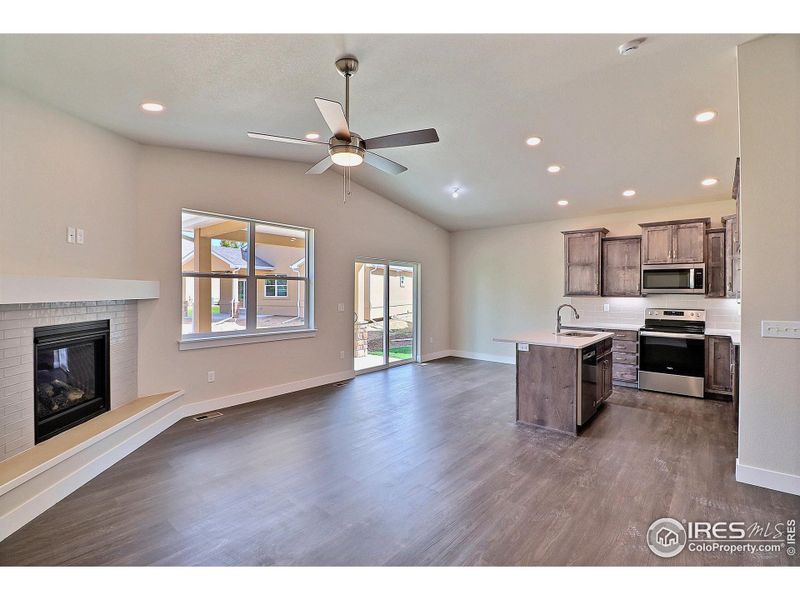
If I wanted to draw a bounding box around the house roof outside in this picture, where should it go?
[181,237,274,270]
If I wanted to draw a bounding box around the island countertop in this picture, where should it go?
[493,329,614,350]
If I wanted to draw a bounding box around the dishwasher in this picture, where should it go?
[578,337,613,426]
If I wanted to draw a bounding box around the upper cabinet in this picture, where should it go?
[602,236,641,297]
[639,218,710,265]
[723,214,741,298]
[705,227,726,298]
[562,228,608,296]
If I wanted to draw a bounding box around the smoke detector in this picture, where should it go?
[618,37,647,56]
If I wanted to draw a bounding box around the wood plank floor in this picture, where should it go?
[1,357,797,566]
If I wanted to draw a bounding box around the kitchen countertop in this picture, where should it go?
[561,321,643,331]
[494,329,615,349]
[705,328,741,345]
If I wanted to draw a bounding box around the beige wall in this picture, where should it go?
[737,35,800,485]
[0,86,140,278]
[135,145,450,400]
[450,199,736,361]
[2,88,450,404]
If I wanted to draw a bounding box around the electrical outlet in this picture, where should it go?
[603,304,610,312]
[761,321,800,339]
[66,227,76,244]
[207,370,216,383]
[518,343,529,352]
[337,303,345,312]
[76,228,85,244]
[429,336,434,344]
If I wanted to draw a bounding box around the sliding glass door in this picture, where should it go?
[354,259,417,372]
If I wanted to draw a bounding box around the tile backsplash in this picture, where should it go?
[563,296,741,329]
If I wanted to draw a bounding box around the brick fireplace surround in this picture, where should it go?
[0,301,138,462]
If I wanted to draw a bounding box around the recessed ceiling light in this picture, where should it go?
[451,187,460,199]
[305,132,320,140]
[623,189,636,197]
[557,199,569,206]
[526,136,542,146]
[140,102,165,113]
[701,177,719,187]
[695,110,717,123]
[547,165,562,173]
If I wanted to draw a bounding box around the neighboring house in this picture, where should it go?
[354,263,414,323]
[181,234,305,328]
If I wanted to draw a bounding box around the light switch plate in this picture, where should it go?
[761,320,800,339]
[76,228,85,244]
[337,303,345,312]
[518,343,529,352]
[66,227,76,244]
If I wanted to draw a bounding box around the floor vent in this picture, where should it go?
[333,381,349,387]
[192,411,223,422]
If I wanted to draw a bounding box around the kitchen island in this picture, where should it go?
[494,330,615,435]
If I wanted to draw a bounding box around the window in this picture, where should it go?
[181,209,314,344]
[264,279,288,297]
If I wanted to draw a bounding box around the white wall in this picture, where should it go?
[134,145,450,400]
[450,199,736,362]
[1,87,450,408]
[0,86,140,278]
[736,35,800,492]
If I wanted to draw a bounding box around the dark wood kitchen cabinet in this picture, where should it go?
[599,353,613,402]
[640,218,710,265]
[705,335,734,396]
[705,227,726,297]
[602,235,641,296]
[723,214,741,299]
[562,228,608,296]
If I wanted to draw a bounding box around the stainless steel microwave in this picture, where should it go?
[641,264,705,295]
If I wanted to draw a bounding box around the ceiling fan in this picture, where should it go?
[247,56,439,177]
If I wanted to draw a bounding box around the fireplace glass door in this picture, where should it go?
[34,320,110,443]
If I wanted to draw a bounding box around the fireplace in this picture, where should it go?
[34,320,111,443]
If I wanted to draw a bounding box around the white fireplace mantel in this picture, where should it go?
[0,275,160,304]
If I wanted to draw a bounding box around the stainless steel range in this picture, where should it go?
[639,308,706,398]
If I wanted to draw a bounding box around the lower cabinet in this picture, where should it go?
[705,335,734,396]
[563,326,639,387]
[599,354,613,402]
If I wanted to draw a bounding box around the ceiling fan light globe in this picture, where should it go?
[330,143,365,167]
[330,151,363,167]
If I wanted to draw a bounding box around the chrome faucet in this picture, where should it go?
[556,303,580,334]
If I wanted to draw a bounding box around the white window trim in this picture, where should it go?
[179,328,317,350]
[180,209,315,349]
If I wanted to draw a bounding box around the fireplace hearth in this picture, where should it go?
[34,320,110,443]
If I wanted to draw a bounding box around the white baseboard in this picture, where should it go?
[0,370,355,542]
[180,369,355,417]
[736,459,800,496]
[450,350,516,365]
[420,350,453,362]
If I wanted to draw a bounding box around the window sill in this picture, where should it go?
[178,329,317,351]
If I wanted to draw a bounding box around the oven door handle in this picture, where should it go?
[640,331,705,340]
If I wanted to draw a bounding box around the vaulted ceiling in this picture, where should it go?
[0,34,753,230]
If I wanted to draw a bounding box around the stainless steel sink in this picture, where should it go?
[554,331,597,338]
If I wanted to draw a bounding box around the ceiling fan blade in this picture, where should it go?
[247,131,325,145]
[364,128,439,150]
[314,98,350,140]
[363,151,408,175]
[305,156,334,175]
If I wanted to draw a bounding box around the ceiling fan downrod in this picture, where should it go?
[335,56,359,126]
